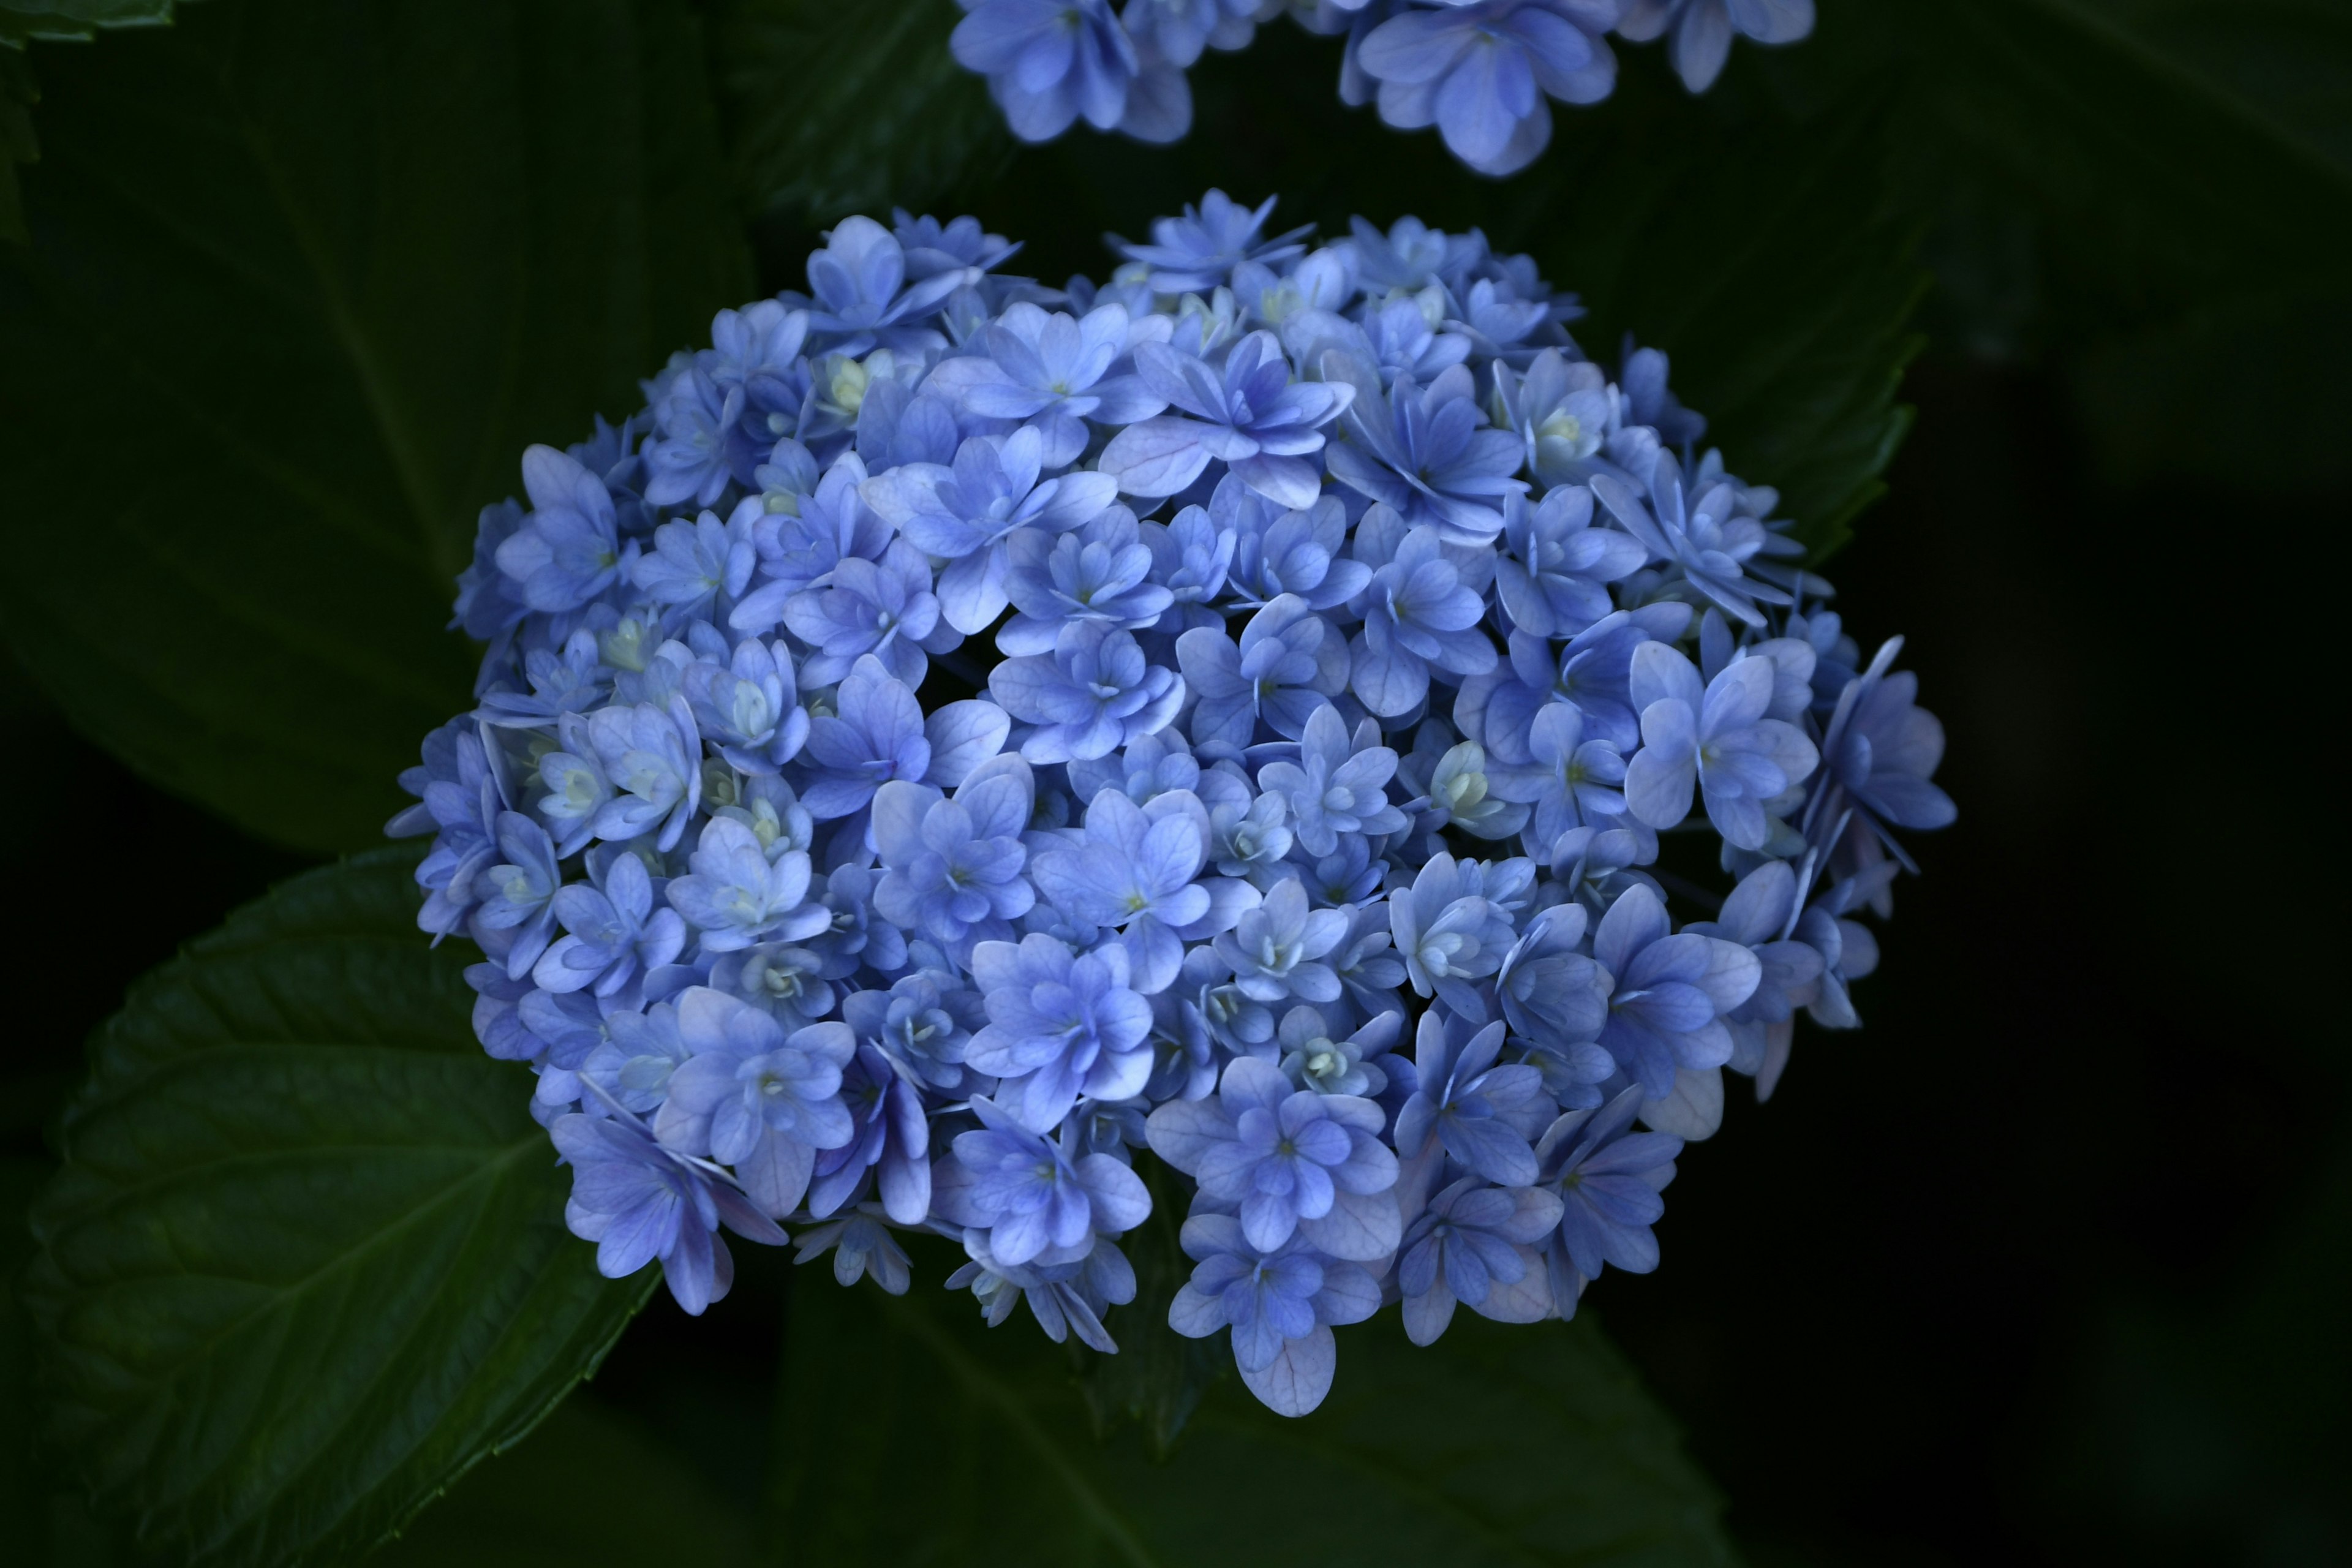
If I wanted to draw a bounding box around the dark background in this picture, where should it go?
[6,2,2349,1562]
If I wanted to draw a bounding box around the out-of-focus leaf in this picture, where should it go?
[0,0,176,47]
[23,851,654,1568]
[374,1394,757,1567]
[774,1249,1741,1567]
[1,48,34,241]
[0,0,750,853]
[711,0,1007,226]
[2,1157,48,1554]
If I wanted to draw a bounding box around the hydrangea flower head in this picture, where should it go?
[952,4,1816,173]
[398,194,1943,1419]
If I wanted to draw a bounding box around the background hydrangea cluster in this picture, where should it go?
[393,190,1948,1417]
[951,0,1815,174]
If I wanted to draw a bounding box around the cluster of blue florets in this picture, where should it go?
[394,190,1948,1416]
[952,0,1815,174]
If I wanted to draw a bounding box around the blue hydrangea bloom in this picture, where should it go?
[964,933,1156,1131]
[1618,0,1814,92]
[398,196,1942,1420]
[1591,882,1758,1096]
[1398,1174,1564,1343]
[1325,361,1527,546]
[1101,330,1354,510]
[1357,0,1619,176]
[933,1096,1152,1266]
[952,7,1816,175]
[1167,1212,1381,1415]
[864,425,1121,636]
[1256,701,1408,856]
[1147,1054,1400,1254]
[1178,593,1351,749]
[872,758,1038,956]
[953,0,1161,143]
[1623,640,1819,851]
[1534,1085,1683,1313]
[657,989,857,1216]
[1111,189,1311,293]
[553,1112,787,1314]
[990,621,1185,763]
[1394,1012,1551,1186]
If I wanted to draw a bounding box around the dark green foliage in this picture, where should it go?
[712,0,1008,225]
[372,1394,758,1567]
[1,47,35,241]
[0,0,177,48]
[21,852,656,1567]
[0,0,751,853]
[775,1249,1741,1567]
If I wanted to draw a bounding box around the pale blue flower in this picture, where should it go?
[1256,700,1408,856]
[952,0,1151,143]
[1219,486,1373,611]
[1618,0,1814,93]
[805,215,971,358]
[783,538,956,689]
[1032,785,1252,992]
[476,812,564,979]
[1534,1085,1683,1314]
[1111,189,1310,293]
[872,756,1039,953]
[807,1042,933,1223]
[656,987,858,1216]
[862,425,1120,635]
[497,445,630,612]
[965,933,1156,1131]
[1101,330,1354,510]
[990,621,1185,764]
[1398,1175,1562,1343]
[666,815,827,954]
[1494,483,1645,638]
[1277,1005,1402,1098]
[1394,1011,1551,1186]
[1623,641,1819,851]
[1347,516,1500,717]
[1591,882,1758,1097]
[1325,359,1526,545]
[927,301,1164,467]
[1178,594,1350,750]
[799,656,933,818]
[998,507,1176,655]
[534,850,688,998]
[1488,700,1626,844]
[1594,454,1790,627]
[552,1111,786,1314]
[1167,1210,1381,1415]
[1356,0,1619,176]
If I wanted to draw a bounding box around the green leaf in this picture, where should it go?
[2,1156,50,1552]
[1775,0,2352,363]
[774,1251,1741,1568]
[1,50,35,243]
[373,1393,758,1567]
[0,0,751,854]
[22,850,654,1568]
[710,0,1008,226]
[0,1,177,48]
